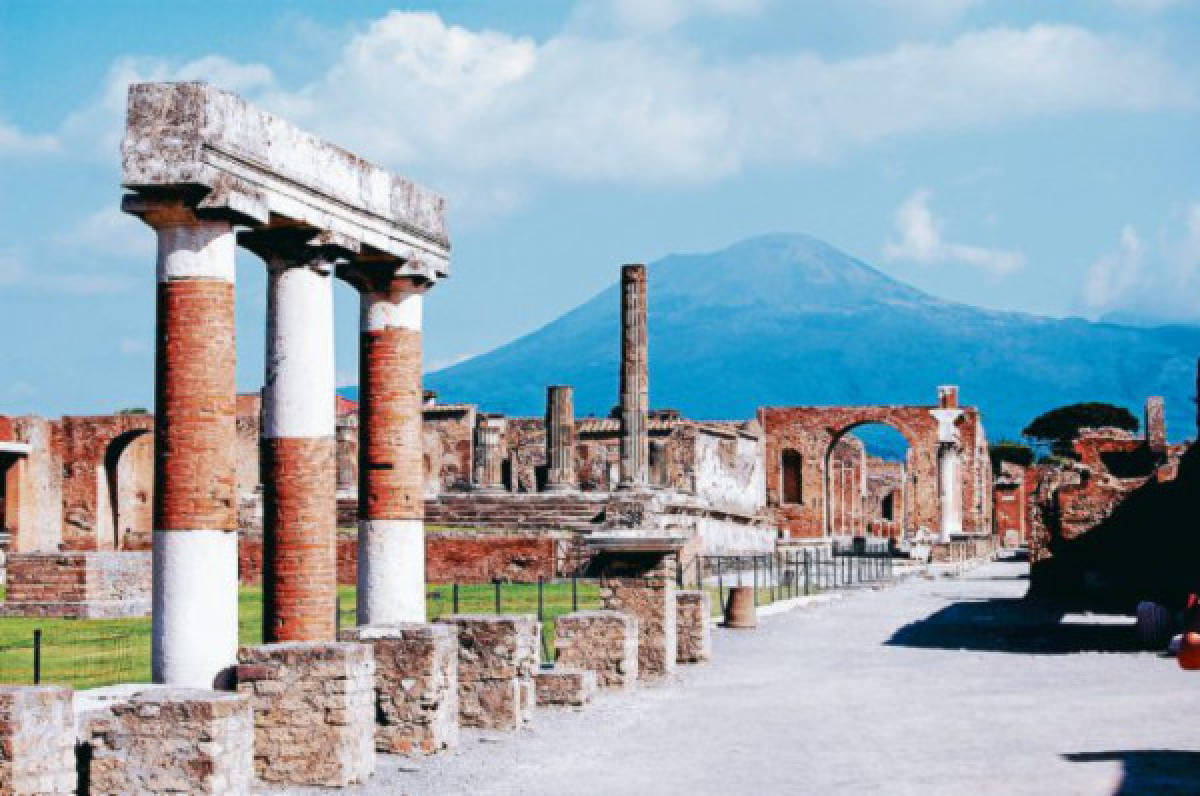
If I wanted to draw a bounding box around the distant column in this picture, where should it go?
[1145,396,1166,451]
[938,444,963,541]
[125,197,239,689]
[938,385,959,409]
[473,414,507,493]
[618,264,649,490]
[544,386,576,492]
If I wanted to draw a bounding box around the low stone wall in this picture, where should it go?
[78,687,253,795]
[602,577,677,680]
[0,685,75,794]
[675,590,712,663]
[534,667,597,707]
[236,642,375,787]
[340,623,459,756]
[1,552,151,618]
[427,531,563,583]
[438,615,539,731]
[554,610,639,689]
[930,536,997,563]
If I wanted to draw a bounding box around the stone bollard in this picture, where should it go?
[534,667,597,707]
[340,623,459,755]
[675,590,713,663]
[554,610,639,689]
[437,615,539,731]
[78,687,253,795]
[602,575,677,680]
[236,642,375,787]
[0,685,75,795]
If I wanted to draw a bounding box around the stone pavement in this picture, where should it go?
[286,558,1200,794]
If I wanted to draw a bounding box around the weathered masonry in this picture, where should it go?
[121,81,449,687]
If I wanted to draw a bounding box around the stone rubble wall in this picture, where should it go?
[0,685,75,795]
[78,687,253,795]
[340,623,459,756]
[675,590,713,663]
[602,575,677,680]
[236,641,375,787]
[437,615,539,731]
[554,610,639,689]
[534,667,597,707]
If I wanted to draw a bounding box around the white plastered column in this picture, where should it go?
[357,280,427,625]
[265,257,335,440]
[937,444,963,542]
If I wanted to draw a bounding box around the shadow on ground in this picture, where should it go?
[886,596,1141,655]
[1063,750,1200,794]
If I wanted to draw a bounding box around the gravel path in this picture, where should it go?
[293,559,1200,795]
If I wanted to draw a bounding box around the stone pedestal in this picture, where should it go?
[554,610,639,689]
[340,623,459,755]
[1,552,151,618]
[78,687,253,795]
[438,615,539,730]
[675,590,712,663]
[602,576,677,680]
[0,686,75,795]
[534,667,597,707]
[236,642,375,787]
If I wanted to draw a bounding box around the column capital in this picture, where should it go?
[121,192,259,230]
[238,227,352,274]
[337,260,436,295]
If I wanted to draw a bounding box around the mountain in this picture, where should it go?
[350,233,1200,448]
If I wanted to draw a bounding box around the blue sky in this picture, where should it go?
[1,0,1198,416]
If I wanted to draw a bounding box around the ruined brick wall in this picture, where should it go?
[426,530,561,582]
[865,456,905,538]
[422,405,475,495]
[58,414,154,551]
[438,615,540,731]
[235,392,262,496]
[506,417,546,492]
[2,552,152,618]
[993,462,1028,546]
[553,610,638,689]
[1,416,64,553]
[691,423,765,515]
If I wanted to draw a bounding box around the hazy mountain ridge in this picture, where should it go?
[345,233,1200,445]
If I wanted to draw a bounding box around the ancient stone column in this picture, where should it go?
[125,198,239,688]
[618,264,649,490]
[938,443,963,541]
[544,386,576,492]
[938,385,959,409]
[347,269,428,625]
[473,414,507,493]
[1145,395,1166,451]
[336,413,359,494]
[242,230,338,643]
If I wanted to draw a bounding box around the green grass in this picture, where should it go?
[0,582,604,689]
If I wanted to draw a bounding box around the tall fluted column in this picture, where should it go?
[618,264,649,490]
[544,386,575,491]
[126,198,239,689]
[349,270,428,625]
[473,414,507,493]
[242,230,337,643]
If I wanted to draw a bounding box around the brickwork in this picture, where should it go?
[554,610,639,689]
[359,326,424,520]
[603,574,677,680]
[2,552,151,618]
[534,667,597,707]
[155,280,238,532]
[426,531,561,582]
[675,590,712,663]
[58,415,154,551]
[421,404,476,494]
[341,623,459,755]
[1,415,64,554]
[236,642,375,786]
[80,688,253,795]
[0,686,75,795]
[262,436,336,641]
[438,615,539,730]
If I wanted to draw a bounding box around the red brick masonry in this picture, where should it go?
[359,326,423,520]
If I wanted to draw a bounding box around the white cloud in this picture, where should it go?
[1084,225,1144,310]
[0,246,134,295]
[883,189,1025,275]
[1110,0,1183,11]
[58,206,154,259]
[602,0,768,32]
[119,338,151,356]
[0,122,59,156]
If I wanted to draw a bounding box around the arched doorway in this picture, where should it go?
[99,430,153,550]
[824,423,912,539]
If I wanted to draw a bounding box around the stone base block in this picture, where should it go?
[437,614,539,731]
[340,623,459,755]
[77,687,252,795]
[534,667,597,707]
[602,578,677,680]
[675,590,712,663]
[0,552,151,618]
[236,642,375,787]
[0,685,75,795]
[554,610,639,689]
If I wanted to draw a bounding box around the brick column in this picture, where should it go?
[472,414,507,493]
[125,197,239,689]
[242,230,338,643]
[344,268,428,625]
[544,386,575,492]
[618,264,649,490]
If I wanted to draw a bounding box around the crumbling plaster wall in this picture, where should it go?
[0,416,63,553]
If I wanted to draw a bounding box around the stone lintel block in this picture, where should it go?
[79,687,253,795]
[0,685,75,795]
[554,610,639,690]
[534,667,597,707]
[437,614,540,731]
[675,590,713,664]
[339,623,459,755]
[236,641,375,786]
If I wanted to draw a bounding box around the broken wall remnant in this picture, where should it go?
[0,685,76,795]
[438,614,540,731]
[554,610,639,689]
